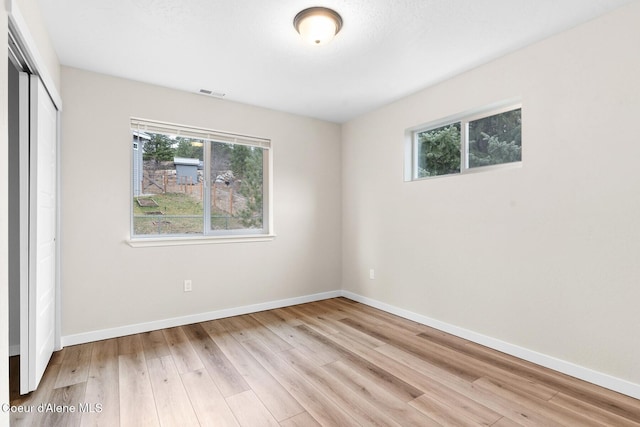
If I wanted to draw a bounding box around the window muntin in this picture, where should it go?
[409,104,521,180]
[131,119,270,239]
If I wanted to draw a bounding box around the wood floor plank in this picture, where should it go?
[140,330,172,361]
[291,301,341,318]
[117,334,144,356]
[146,355,200,426]
[248,310,340,366]
[341,316,482,382]
[412,329,560,401]
[80,339,119,427]
[374,344,556,426]
[162,326,204,374]
[278,411,320,427]
[316,298,357,319]
[409,394,484,427]
[474,376,604,426]
[54,343,93,388]
[118,352,159,427]
[270,307,306,325]
[324,360,440,426]
[328,333,503,426]
[201,316,231,336]
[491,417,525,427]
[181,369,240,427]
[284,305,341,336]
[330,298,428,334]
[549,392,640,427]
[221,314,293,352]
[216,315,257,341]
[36,382,86,427]
[181,323,250,397]
[226,390,280,427]
[49,348,67,366]
[280,347,403,426]
[205,323,305,421]
[417,377,504,426]
[241,338,359,426]
[295,323,424,401]
[312,312,387,349]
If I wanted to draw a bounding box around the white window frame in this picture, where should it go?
[404,100,522,181]
[128,118,275,247]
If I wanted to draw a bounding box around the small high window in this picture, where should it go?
[407,103,521,181]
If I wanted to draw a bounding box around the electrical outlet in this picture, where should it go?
[184,279,192,292]
[369,269,375,280]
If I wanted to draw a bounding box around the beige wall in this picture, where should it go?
[59,67,342,336]
[341,2,640,385]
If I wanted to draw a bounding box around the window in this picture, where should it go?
[407,103,521,180]
[130,118,271,240]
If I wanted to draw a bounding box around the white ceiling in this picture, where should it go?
[38,0,634,123]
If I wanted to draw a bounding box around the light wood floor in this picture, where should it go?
[9,297,640,426]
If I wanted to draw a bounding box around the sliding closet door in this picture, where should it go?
[21,75,58,393]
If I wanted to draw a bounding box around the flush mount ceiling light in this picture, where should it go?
[293,7,343,45]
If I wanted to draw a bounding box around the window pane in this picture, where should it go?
[416,123,461,177]
[133,133,204,235]
[468,108,521,168]
[210,143,264,231]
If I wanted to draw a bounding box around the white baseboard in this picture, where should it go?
[341,290,640,400]
[61,290,341,347]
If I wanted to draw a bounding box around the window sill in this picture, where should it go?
[407,160,523,182]
[127,234,276,248]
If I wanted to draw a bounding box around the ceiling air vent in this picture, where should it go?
[198,89,226,99]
